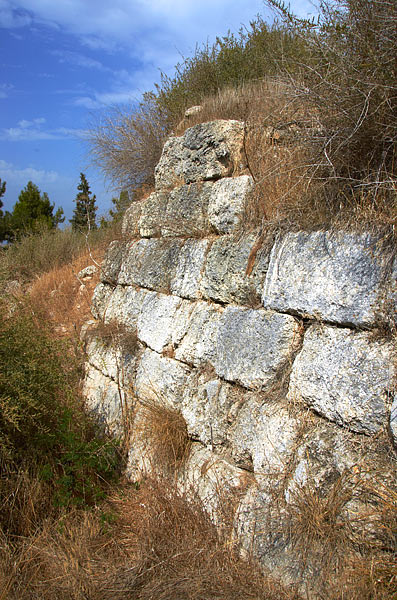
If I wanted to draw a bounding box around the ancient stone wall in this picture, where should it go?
[83,119,396,588]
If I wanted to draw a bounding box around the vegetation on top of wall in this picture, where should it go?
[87,0,396,236]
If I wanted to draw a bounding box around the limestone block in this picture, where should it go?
[155,120,245,191]
[181,375,240,447]
[104,285,148,329]
[83,364,126,436]
[85,333,137,383]
[214,307,301,390]
[287,324,395,434]
[137,292,193,353]
[200,234,270,305]
[228,398,301,474]
[135,348,191,409]
[208,175,254,234]
[118,238,183,292]
[91,282,114,320]
[285,423,361,497]
[137,191,168,238]
[162,182,213,237]
[262,231,395,327]
[174,301,223,366]
[179,443,253,521]
[171,238,210,299]
[390,398,397,447]
[122,200,142,237]
[101,239,128,285]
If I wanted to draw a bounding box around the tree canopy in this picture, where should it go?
[0,181,64,243]
[70,173,98,231]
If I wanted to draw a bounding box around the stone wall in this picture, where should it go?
[83,119,396,590]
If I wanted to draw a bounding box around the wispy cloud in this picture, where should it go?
[1,117,85,141]
[0,158,59,185]
[52,49,106,70]
[0,83,14,98]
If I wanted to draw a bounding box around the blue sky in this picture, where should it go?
[0,0,314,223]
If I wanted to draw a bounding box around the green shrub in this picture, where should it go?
[0,302,121,522]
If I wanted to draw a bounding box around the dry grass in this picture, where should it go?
[28,250,102,338]
[0,478,301,600]
[174,78,397,237]
[137,398,192,476]
[278,470,397,599]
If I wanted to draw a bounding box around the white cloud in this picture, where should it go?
[1,117,84,141]
[0,158,59,185]
[0,82,14,98]
[52,49,106,70]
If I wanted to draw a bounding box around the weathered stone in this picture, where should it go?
[263,231,395,327]
[287,324,394,434]
[91,282,114,320]
[208,175,253,234]
[104,285,148,329]
[155,120,245,191]
[137,191,168,238]
[200,234,270,305]
[162,182,212,237]
[215,307,301,390]
[101,239,128,284]
[185,105,202,119]
[174,301,223,366]
[118,238,183,292]
[122,200,142,237]
[228,398,301,474]
[179,443,253,521]
[171,238,210,299]
[137,292,193,353]
[83,364,127,436]
[85,331,138,383]
[78,265,97,279]
[181,375,239,447]
[390,397,397,447]
[135,348,191,409]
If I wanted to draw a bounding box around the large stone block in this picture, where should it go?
[174,301,223,366]
[137,292,193,353]
[170,238,210,299]
[83,364,127,436]
[208,175,254,234]
[155,120,246,191]
[91,282,114,320]
[101,239,128,285]
[181,375,240,447]
[262,231,395,327]
[122,200,142,237]
[135,348,191,409]
[137,191,168,238]
[287,324,395,434]
[228,398,301,474]
[138,183,214,238]
[200,234,270,305]
[214,307,301,390]
[104,285,148,329]
[118,238,183,292]
[85,331,138,383]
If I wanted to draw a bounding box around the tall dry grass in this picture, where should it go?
[0,479,301,600]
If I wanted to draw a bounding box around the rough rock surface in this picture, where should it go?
[155,120,246,190]
[262,231,395,327]
[83,118,397,596]
[208,175,253,234]
[287,324,395,434]
[214,307,301,390]
[200,234,269,304]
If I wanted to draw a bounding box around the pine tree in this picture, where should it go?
[70,173,98,231]
[2,181,64,241]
